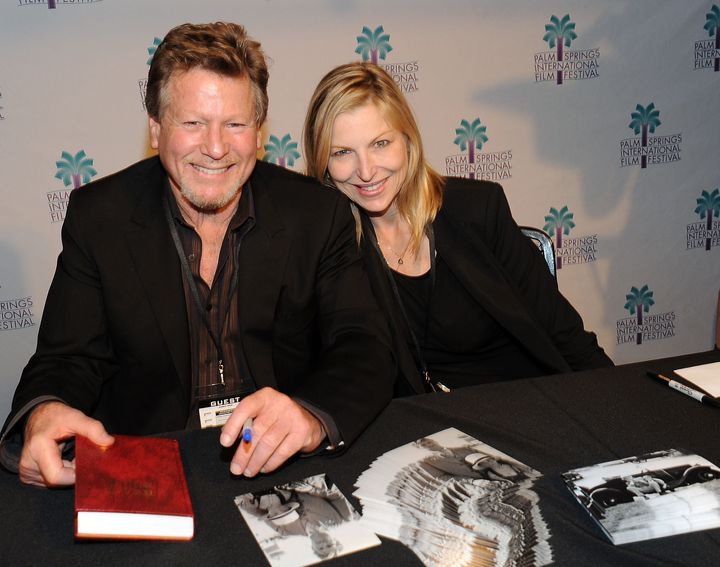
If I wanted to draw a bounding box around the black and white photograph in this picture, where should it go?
[235,473,380,566]
[563,449,720,544]
[354,427,553,566]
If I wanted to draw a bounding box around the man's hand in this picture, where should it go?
[19,401,114,487]
[220,387,326,477]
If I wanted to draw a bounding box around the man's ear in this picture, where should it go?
[148,116,161,150]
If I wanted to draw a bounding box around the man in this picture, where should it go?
[0,22,394,487]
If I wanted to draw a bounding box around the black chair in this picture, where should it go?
[520,226,556,278]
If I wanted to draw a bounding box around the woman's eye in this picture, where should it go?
[331,149,350,157]
[375,139,389,148]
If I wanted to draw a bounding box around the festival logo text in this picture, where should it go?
[0,297,35,331]
[18,0,103,9]
[696,5,720,71]
[687,188,720,251]
[534,14,599,84]
[445,118,512,181]
[616,285,676,345]
[46,150,97,223]
[543,206,598,270]
[355,25,420,93]
[620,103,682,169]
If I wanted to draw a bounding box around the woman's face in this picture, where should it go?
[327,102,408,217]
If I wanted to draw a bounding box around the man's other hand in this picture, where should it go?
[19,401,114,487]
[220,387,326,477]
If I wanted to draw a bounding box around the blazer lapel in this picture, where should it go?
[434,213,570,373]
[124,168,190,391]
[236,183,290,389]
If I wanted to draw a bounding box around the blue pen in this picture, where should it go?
[242,417,253,443]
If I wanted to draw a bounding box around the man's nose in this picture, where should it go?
[201,125,229,159]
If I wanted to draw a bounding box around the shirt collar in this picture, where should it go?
[165,177,256,232]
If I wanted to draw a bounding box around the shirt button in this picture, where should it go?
[188,253,196,261]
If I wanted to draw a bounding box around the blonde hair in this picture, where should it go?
[303,62,443,253]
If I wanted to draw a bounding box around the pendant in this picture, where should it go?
[397,258,404,265]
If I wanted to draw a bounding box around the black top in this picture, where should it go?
[392,255,546,388]
[359,178,613,395]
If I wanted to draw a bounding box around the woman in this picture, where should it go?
[303,62,612,395]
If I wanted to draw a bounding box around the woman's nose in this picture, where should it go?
[356,152,375,181]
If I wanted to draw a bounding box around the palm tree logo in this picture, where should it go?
[695,188,720,251]
[624,285,654,345]
[628,103,661,169]
[263,134,301,169]
[147,37,162,66]
[355,26,393,64]
[543,206,575,270]
[453,118,488,181]
[55,150,97,190]
[543,14,577,85]
[705,5,720,72]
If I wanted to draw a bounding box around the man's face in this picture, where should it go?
[149,68,261,212]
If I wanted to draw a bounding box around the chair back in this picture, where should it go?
[520,226,556,278]
[715,292,720,349]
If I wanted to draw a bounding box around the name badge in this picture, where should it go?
[198,395,242,429]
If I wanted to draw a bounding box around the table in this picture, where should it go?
[2,350,720,566]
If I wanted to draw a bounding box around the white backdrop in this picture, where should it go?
[1,0,719,422]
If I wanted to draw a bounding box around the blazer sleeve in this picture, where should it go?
[1,188,119,445]
[280,190,395,446]
[465,181,613,370]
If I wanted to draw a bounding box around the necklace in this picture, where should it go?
[379,238,412,266]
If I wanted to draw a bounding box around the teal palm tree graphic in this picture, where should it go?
[695,188,720,250]
[628,103,661,169]
[543,14,577,85]
[147,37,162,66]
[355,26,393,64]
[453,118,488,180]
[263,134,300,169]
[543,206,575,269]
[624,285,654,344]
[55,150,97,190]
[705,5,720,72]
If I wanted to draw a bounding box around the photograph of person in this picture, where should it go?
[235,473,379,566]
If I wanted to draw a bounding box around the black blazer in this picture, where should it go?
[359,177,613,394]
[1,157,394,445]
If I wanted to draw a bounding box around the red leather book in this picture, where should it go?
[74,435,194,540]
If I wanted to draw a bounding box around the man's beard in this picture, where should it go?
[179,182,241,212]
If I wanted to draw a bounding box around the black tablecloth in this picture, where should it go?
[3,350,720,566]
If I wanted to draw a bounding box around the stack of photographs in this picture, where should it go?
[354,427,553,566]
[235,473,381,566]
[563,449,720,544]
